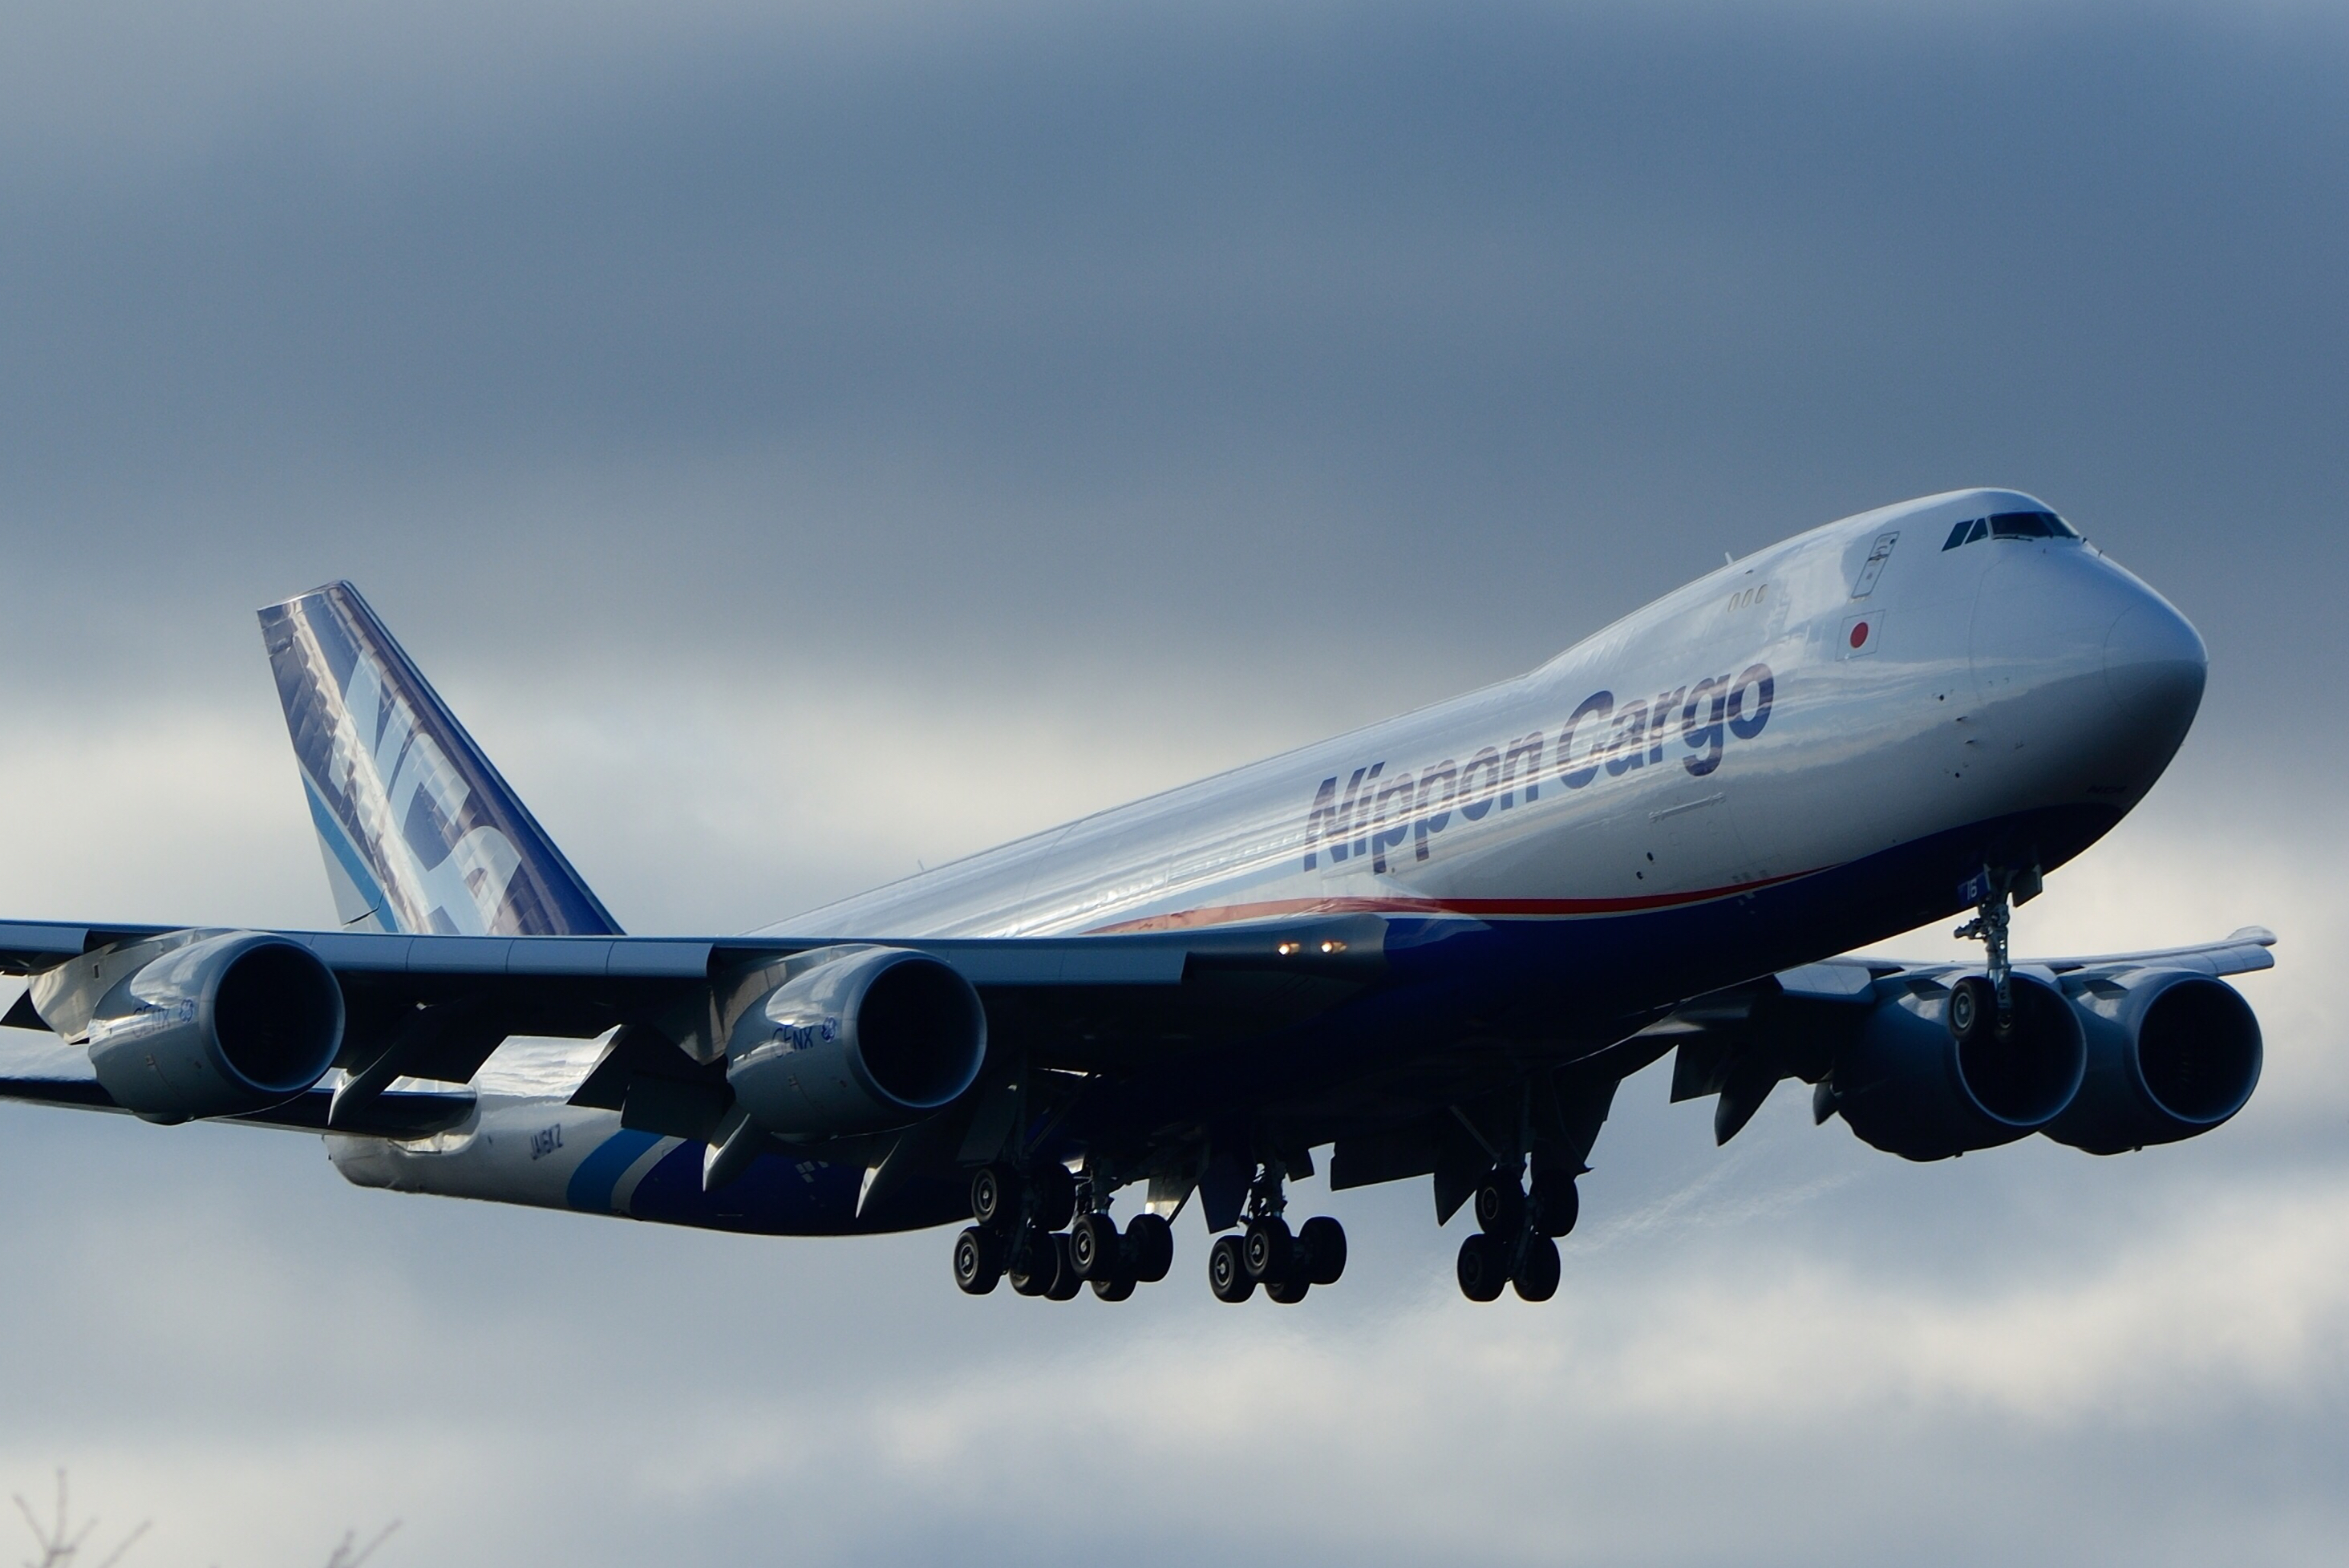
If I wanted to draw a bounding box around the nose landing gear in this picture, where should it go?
[1954,862,2042,1037]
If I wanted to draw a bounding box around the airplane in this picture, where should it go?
[0,487,2270,1304]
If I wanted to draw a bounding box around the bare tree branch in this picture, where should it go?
[15,1470,382,1568]
[88,1522,148,1568]
[14,1472,144,1568]
[321,1522,399,1568]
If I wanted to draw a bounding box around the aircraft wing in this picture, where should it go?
[0,913,1395,1122]
[1837,925,2275,985]
[1658,927,2278,1144]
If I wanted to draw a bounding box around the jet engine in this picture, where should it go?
[2041,970,2262,1154]
[1831,973,2086,1161]
[82,932,346,1124]
[725,945,986,1141]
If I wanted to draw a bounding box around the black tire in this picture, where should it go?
[1124,1212,1175,1283]
[1068,1212,1120,1280]
[1007,1226,1059,1297]
[1265,1273,1310,1304]
[1948,974,1996,1044]
[1209,1234,1255,1303]
[970,1165,1013,1230]
[1298,1215,1347,1286]
[1243,1218,1294,1282]
[1030,1163,1077,1232]
[1512,1234,1561,1303]
[1456,1232,1506,1302]
[1045,1234,1083,1300]
[1529,1171,1579,1238]
[1473,1175,1525,1238]
[953,1226,1004,1295]
[1091,1273,1136,1302]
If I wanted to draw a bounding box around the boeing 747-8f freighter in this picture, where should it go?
[0,488,2269,1303]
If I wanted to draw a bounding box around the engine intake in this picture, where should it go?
[2043,970,2262,1153]
[1833,973,2085,1161]
[725,945,986,1141]
[83,932,346,1123]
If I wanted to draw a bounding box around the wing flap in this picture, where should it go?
[0,921,172,974]
[0,1063,472,1140]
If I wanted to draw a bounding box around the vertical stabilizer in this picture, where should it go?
[258,583,623,937]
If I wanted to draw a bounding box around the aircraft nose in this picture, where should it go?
[2103,590,2207,723]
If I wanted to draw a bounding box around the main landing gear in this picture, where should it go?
[1455,1165,1575,1303]
[950,1157,1352,1304]
[1206,1162,1347,1305]
[951,1162,1174,1302]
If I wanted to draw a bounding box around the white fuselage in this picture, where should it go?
[777,487,2201,942]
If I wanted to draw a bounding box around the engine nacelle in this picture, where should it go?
[84,932,346,1124]
[725,945,986,1141]
[2042,969,2262,1154]
[1833,973,2086,1161]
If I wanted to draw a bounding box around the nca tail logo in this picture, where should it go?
[322,650,524,935]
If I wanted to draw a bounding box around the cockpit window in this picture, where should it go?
[1988,510,2078,540]
[1942,517,1991,549]
[1942,510,2077,550]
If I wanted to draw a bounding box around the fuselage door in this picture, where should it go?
[1851,531,1898,598]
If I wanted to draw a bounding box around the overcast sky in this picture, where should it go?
[1,2,2344,1563]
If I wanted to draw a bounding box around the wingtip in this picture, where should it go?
[2228,926,2278,947]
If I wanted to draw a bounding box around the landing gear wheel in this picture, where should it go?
[953,1226,1004,1295]
[1044,1234,1083,1300]
[1209,1234,1256,1303]
[1068,1212,1121,1280]
[1473,1175,1525,1238]
[1297,1216,1347,1285]
[1529,1171,1579,1238]
[1456,1232,1507,1302]
[970,1165,1015,1230]
[1007,1226,1059,1298]
[1243,1218,1294,1282]
[1512,1234,1561,1302]
[1947,974,1987,1042]
[1124,1212,1175,1283]
[1265,1272,1310,1304]
[1091,1272,1136,1302]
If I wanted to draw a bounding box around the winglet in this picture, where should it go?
[258,582,623,937]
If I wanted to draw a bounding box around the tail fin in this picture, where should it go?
[258,582,623,937]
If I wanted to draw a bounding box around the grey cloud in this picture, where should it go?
[0,2,2342,725]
